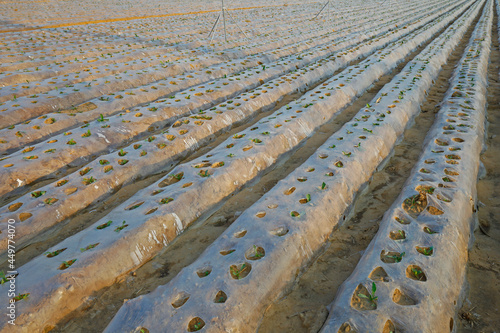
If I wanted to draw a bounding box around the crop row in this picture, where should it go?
[0,0,476,330]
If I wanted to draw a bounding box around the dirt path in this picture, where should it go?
[457,7,500,333]
[258,4,486,331]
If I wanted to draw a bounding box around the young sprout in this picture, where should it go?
[12,293,29,302]
[0,271,8,284]
[412,267,424,279]
[230,264,247,279]
[321,182,327,190]
[97,221,112,230]
[114,221,128,232]
[388,252,405,263]
[198,170,210,177]
[358,282,378,306]
[424,226,438,234]
[97,114,108,122]
[306,194,311,202]
[253,245,264,258]
[83,176,96,185]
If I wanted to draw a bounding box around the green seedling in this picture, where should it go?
[12,293,29,302]
[252,245,264,258]
[321,182,327,190]
[114,221,128,232]
[44,198,57,205]
[398,230,405,238]
[44,248,66,257]
[328,145,336,149]
[290,211,300,217]
[67,139,76,145]
[99,159,109,165]
[0,271,8,284]
[80,243,99,252]
[388,252,405,263]
[82,130,91,138]
[227,153,235,158]
[424,227,438,234]
[366,103,371,108]
[160,197,174,204]
[230,264,247,279]
[31,191,46,198]
[363,128,373,133]
[412,268,424,279]
[342,151,351,157]
[306,194,311,202]
[97,221,112,230]
[358,282,378,306]
[60,259,77,270]
[199,170,210,177]
[261,131,270,135]
[118,149,127,156]
[97,114,108,122]
[417,246,434,256]
[83,176,96,185]
[193,322,203,331]
[423,187,435,194]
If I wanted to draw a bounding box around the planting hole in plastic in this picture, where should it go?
[220,249,235,256]
[19,213,32,222]
[392,288,417,305]
[337,322,357,333]
[159,172,184,187]
[406,265,427,281]
[245,245,265,260]
[380,250,404,264]
[284,187,296,195]
[229,262,251,279]
[369,267,389,282]
[196,266,212,278]
[171,291,190,308]
[351,284,377,311]
[126,201,144,211]
[382,320,396,333]
[187,317,205,332]
[389,230,406,240]
[427,206,444,215]
[8,203,22,212]
[214,290,227,303]
[256,211,266,218]
[234,230,247,238]
[270,226,289,237]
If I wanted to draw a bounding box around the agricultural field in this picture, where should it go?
[0,0,499,332]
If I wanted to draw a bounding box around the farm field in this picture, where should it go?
[0,0,499,332]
